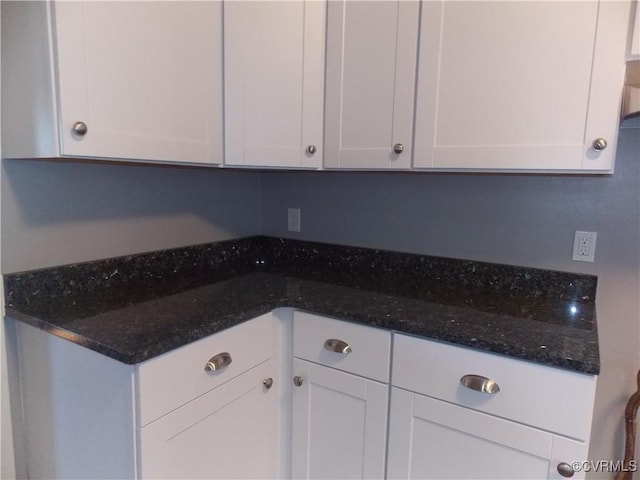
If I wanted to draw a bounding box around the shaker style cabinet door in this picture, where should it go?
[413,0,631,172]
[2,1,223,164]
[291,359,388,479]
[224,1,325,168]
[386,388,589,480]
[323,0,419,169]
[138,360,278,479]
[53,1,223,164]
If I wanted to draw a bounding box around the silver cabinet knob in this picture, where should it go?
[460,374,500,394]
[72,121,88,136]
[393,143,404,154]
[293,376,304,387]
[306,145,317,155]
[263,377,273,389]
[324,339,352,354]
[592,138,607,151]
[557,462,575,478]
[204,352,232,373]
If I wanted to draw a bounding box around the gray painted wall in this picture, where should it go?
[1,160,262,273]
[261,125,640,474]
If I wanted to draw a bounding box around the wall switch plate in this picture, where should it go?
[288,208,301,232]
[572,231,597,262]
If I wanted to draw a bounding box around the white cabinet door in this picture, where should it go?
[2,1,223,164]
[139,360,278,479]
[387,387,588,480]
[413,0,631,172]
[291,359,388,479]
[224,0,325,168]
[324,0,419,169]
[53,1,223,164]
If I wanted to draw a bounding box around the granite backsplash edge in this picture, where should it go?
[4,235,598,328]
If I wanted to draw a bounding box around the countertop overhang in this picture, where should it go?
[4,236,600,374]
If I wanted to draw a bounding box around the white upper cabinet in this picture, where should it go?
[413,1,632,172]
[324,0,420,169]
[2,1,224,165]
[223,1,325,168]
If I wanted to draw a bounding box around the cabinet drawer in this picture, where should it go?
[136,313,274,426]
[392,334,596,441]
[293,311,391,383]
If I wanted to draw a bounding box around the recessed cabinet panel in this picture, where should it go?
[53,1,223,164]
[413,0,630,172]
[324,0,419,169]
[224,1,325,168]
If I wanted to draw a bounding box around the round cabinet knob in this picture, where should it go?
[557,462,575,478]
[263,378,273,389]
[293,376,304,387]
[592,138,607,151]
[72,121,88,136]
[393,143,404,154]
[306,145,317,155]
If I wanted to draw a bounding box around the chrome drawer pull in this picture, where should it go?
[204,352,232,373]
[460,374,500,394]
[324,339,352,354]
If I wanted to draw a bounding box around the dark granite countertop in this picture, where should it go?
[4,236,600,374]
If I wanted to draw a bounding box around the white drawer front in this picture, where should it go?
[392,334,596,441]
[136,313,274,426]
[293,311,391,383]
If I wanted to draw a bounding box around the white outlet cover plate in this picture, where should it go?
[572,231,597,262]
[288,208,301,232]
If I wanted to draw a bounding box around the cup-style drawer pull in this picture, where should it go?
[460,374,500,394]
[324,339,352,354]
[204,352,232,373]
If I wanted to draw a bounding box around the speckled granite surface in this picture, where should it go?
[4,236,599,373]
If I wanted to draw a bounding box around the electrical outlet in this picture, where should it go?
[572,231,597,262]
[288,208,301,232]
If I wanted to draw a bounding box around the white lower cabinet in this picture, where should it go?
[139,359,277,479]
[387,388,588,480]
[291,311,391,479]
[13,313,280,479]
[291,359,388,479]
[388,333,596,480]
[12,309,597,480]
